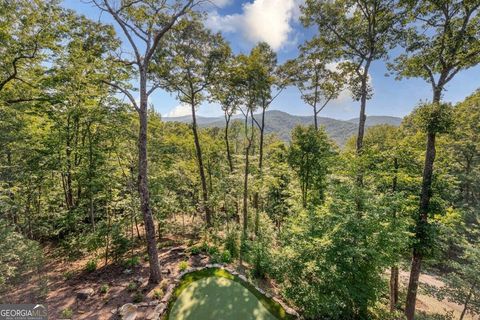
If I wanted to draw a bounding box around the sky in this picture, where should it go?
[62,0,480,120]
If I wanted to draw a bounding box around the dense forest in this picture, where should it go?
[1,0,479,319]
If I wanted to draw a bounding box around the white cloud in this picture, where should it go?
[206,0,300,51]
[165,104,191,117]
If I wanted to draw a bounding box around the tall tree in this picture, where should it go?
[284,43,344,130]
[91,0,198,284]
[288,125,335,208]
[0,0,59,93]
[236,53,262,239]
[154,17,230,226]
[209,58,240,173]
[301,0,403,171]
[391,1,480,317]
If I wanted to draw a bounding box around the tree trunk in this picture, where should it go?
[224,113,234,173]
[254,105,266,236]
[191,100,211,226]
[87,124,95,231]
[390,157,399,312]
[313,104,318,131]
[355,61,371,192]
[390,266,399,312]
[405,132,436,319]
[459,281,475,320]
[405,89,441,319]
[138,71,161,284]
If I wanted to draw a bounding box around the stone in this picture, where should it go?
[150,303,166,319]
[134,277,144,286]
[76,288,95,301]
[119,303,137,320]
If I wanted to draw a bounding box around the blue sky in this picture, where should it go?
[62,0,480,120]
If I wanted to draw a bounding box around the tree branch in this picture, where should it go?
[102,79,139,111]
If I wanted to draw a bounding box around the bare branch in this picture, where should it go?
[102,79,139,111]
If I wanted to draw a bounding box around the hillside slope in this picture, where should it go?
[163,110,402,146]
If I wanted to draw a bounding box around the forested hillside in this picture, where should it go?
[164,110,402,145]
[1,1,479,320]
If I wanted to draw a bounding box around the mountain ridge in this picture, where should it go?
[163,110,402,146]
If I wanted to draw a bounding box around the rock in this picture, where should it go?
[134,276,144,286]
[161,290,172,304]
[76,288,95,301]
[169,246,186,253]
[119,303,137,320]
[238,274,247,282]
[149,303,166,319]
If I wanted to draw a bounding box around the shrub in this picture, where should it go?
[199,242,209,252]
[189,246,201,255]
[153,288,164,300]
[0,222,43,287]
[207,245,219,256]
[61,308,73,319]
[221,250,232,263]
[63,270,75,280]
[85,259,97,273]
[178,260,189,271]
[99,284,109,294]
[132,292,143,303]
[225,229,239,258]
[127,282,137,292]
[123,256,140,268]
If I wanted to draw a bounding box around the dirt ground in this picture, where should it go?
[1,237,211,320]
[399,270,479,320]
[2,221,478,320]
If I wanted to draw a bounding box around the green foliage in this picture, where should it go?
[132,292,143,303]
[0,221,43,288]
[84,259,97,273]
[224,229,240,259]
[123,256,140,269]
[276,186,409,319]
[412,103,454,134]
[99,284,109,294]
[127,282,137,292]
[178,261,189,272]
[220,250,232,264]
[60,308,73,319]
[288,125,335,207]
[153,288,164,300]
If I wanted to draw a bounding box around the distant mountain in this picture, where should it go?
[163,110,402,146]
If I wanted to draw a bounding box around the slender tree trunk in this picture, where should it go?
[243,127,251,237]
[65,114,74,209]
[313,104,318,131]
[459,281,476,320]
[254,105,266,236]
[405,89,441,320]
[190,99,211,226]
[356,63,370,155]
[138,70,161,284]
[87,124,95,231]
[390,157,399,312]
[224,113,234,173]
